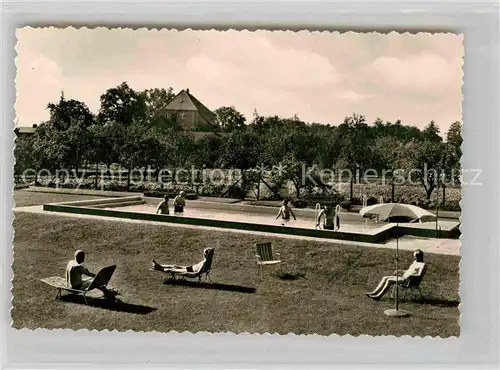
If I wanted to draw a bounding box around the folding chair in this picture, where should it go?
[390,264,427,301]
[153,248,215,283]
[255,242,281,275]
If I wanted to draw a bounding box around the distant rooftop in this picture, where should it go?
[14,124,37,135]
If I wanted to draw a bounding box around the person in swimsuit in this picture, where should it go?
[276,199,296,225]
[316,203,335,230]
[156,195,170,215]
[173,191,186,213]
[65,250,119,299]
[151,248,211,273]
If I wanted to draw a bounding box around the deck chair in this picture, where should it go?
[390,263,428,301]
[255,242,281,275]
[41,265,117,305]
[155,248,215,283]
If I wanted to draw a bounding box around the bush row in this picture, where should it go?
[19,176,461,212]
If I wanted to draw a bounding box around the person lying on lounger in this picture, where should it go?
[66,250,119,299]
[151,248,210,273]
[365,249,425,301]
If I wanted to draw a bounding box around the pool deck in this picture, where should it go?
[13,204,461,256]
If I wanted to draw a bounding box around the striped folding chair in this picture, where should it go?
[255,242,281,275]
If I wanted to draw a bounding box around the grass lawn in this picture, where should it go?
[12,204,461,336]
[14,189,108,208]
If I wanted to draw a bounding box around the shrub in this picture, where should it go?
[291,199,308,208]
[226,185,246,199]
[143,189,197,200]
[340,200,351,211]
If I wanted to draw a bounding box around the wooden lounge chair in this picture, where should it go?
[154,248,215,283]
[41,265,117,305]
[255,242,281,275]
[390,263,428,301]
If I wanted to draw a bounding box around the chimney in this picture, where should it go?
[186,88,190,94]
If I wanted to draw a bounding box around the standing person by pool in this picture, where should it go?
[276,199,296,225]
[316,203,335,230]
[335,204,341,231]
[156,195,170,215]
[173,191,186,214]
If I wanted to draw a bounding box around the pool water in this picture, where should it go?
[109,204,381,233]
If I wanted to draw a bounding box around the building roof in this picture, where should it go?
[165,89,216,124]
[14,126,36,135]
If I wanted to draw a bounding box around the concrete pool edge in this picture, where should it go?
[42,196,460,243]
[43,202,394,243]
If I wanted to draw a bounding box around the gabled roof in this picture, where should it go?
[165,89,216,124]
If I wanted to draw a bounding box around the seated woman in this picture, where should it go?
[366,249,425,301]
[151,248,210,274]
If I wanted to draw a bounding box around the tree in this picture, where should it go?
[193,134,224,168]
[446,121,462,161]
[30,122,69,184]
[46,93,95,172]
[86,123,111,188]
[63,118,92,173]
[47,92,94,131]
[423,120,442,143]
[142,87,176,124]
[217,130,261,198]
[337,114,371,201]
[372,136,406,201]
[97,82,147,126]
[405,139,445,201]
[280,154,318,198]
[163,131,196,185]
[213,106,246,132]
[14,135,34,180]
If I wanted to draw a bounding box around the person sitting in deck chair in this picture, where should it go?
[276,199,296,225]
[151,248,210,274]
[66,250,119,299]
[366,249,425,301]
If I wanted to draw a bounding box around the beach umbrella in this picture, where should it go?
[359,203,436,317]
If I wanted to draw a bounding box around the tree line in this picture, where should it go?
[14,81,463,204]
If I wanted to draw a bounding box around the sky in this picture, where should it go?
[15,28,463,134]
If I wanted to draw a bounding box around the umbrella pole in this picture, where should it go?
[385,223,410,317]
[396,233,399,310]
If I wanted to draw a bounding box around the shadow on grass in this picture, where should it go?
[58,294,157,314]
[391,297,460,307]
[163,279,256,293]
[271,272,307,281]
[420,297,460,307]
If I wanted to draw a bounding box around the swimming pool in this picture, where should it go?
[42,196,461,243]
[110,203,380,233]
